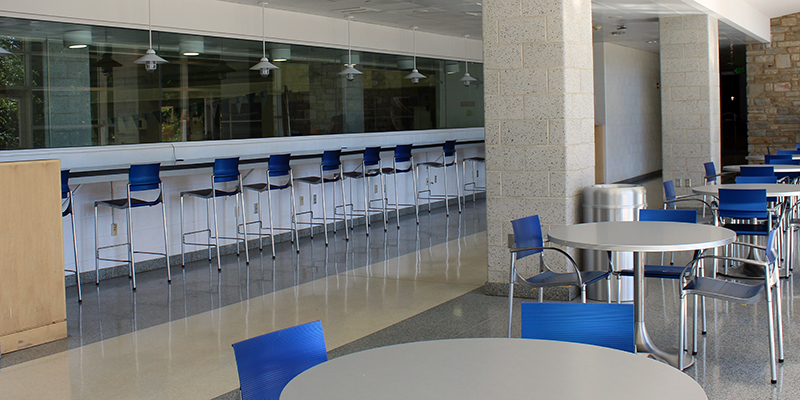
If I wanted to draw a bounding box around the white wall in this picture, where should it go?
[593,43,662,183]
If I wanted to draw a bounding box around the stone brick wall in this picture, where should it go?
[747,13,800,155]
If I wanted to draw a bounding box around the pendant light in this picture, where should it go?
[459,35,477,87]
[404,27,425,84]
[250,2,279,78]
[133,0,168,73]
[338,16,362,82]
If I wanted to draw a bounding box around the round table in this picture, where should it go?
[723,164,800,173]
[691,183,800,197]
[547,221,736,368]
[280,338,708,400]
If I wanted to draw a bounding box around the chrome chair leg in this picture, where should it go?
[69,207,82,302]
[126,206,136,289]
[161,201,171,283]
[507,261,516,338]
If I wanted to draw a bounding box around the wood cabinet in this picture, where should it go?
[0,159,67,354]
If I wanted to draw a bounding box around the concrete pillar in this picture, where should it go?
[483,0,595,296]
[660,15,721,191]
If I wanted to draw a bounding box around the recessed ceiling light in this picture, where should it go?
[609,16,622,19]
[610,31,626,36]
[646,40,658,44]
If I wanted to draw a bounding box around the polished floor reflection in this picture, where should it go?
[2,181,800,400]
[0,199,487,399]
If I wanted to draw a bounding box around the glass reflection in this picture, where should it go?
[0,17,484,150]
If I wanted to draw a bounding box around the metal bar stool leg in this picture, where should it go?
[69,205,82,302]
[161,200,172,283]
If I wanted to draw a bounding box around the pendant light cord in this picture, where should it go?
[464,34,469,74]
[412,27,418,69]
[262,3,267,58]
[148,0,153,48]
[347,17,353,65]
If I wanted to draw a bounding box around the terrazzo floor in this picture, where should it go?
[1,179,798,399]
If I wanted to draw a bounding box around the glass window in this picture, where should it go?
[0,17,483,150]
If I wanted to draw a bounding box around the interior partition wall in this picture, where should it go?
[0,17,484,151]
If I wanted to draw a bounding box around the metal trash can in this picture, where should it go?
[582,184,647,302]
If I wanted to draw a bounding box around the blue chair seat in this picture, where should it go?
[722,223,769,236]
[243,181,292,191]
[179,187,240,199]
[617,265,685,279]
[684,277,764,304]
[519,269,609,287]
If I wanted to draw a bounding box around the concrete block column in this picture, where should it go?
[483,0,595,295]
[660,15,721,191]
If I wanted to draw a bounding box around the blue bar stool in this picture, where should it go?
[341,147,388,233]
[462,155,485,203]
[62,170,82,302]
[382,144,419,228]
[94,163,171,289]
[242,154,299,258]
[180,157,250,270]
[293,150,349,245]
[416,140,461,216]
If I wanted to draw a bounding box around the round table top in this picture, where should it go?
[280,338,708,400]
[691,183,800,197]
[547,221,735,252]
[745,154,800,162]
[723,164,800,173]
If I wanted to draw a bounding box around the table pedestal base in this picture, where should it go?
[635,321,695,369]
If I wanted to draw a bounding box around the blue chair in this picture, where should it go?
[243,154,299,258]
[506,215,611,337]
[614,209,699,298]
[231,321,328,400]
[416,140,461,216]
[382,144,419,228]
[662,180,712,215]
[717,188,771,238]
[293,150,350,245]
[62,170,82,302]
[736,175,778,184]
[341,147,388,232]
[680,229,784,381]
[462,155,485,203]
[94,163,171,289]
[703,161,728,185]
[180,158,250,270]
[775,150,800,155]
[740,165,775,176]
[520,302,634,353]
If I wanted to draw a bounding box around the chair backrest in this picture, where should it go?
[703,162,717,184]
[129,163,162,192]
[776,150,800,155]
[766,229,778,266]
[520,302,635,353]
[443,140,456,157]
[213,157,240,183]
[740,165,774,176]
[662,180,677,203]
[510,214,544,260]
[394,144,413,163]
[736,175,778,184]
[231,321,328,400]
[765,154,793,161]
[61,170,70,199]
[268,154,291,177]
[363,147,382,167]
[766,158,800,165]
[717,188,768,220]
[321,150,342,171]
[639,208,697,223]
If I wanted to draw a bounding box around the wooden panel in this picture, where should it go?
[594,125,605,184]
[0,159,66,354]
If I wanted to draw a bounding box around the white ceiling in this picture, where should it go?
[223,0,800,52]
